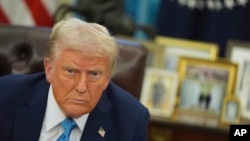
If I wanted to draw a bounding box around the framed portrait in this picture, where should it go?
[226,39,250,120]
[115,35,163,68]
[140,68,179,118]
[174,57,238,127]
[155,36,219,71]
[220,96,241,126]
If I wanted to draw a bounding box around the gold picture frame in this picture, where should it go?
[140,68,179,118]
[155,36,219,71]
[226,39,250,120]
[142,41,163,68]
[115,35,163,68]
[220,96,241,127]
[174,57,238,127]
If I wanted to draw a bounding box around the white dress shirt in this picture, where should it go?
[39,85,89,141]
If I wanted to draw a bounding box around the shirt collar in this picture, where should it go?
[44,85,89,132]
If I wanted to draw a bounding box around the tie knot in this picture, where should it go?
[60,118,77,137]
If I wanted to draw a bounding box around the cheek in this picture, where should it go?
[51,73,76,100]
[52,67,72,86]
[99,77,109,91]
[52,80,76,109]
[53,77,76,95]
[89,80,109,102]
[102,75,110,89]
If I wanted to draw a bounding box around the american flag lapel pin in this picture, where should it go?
[98,127,106,138]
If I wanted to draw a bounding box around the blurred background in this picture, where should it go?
[1,0,250,57]
[1,0,250,140]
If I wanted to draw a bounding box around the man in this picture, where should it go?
[0,18,150,141]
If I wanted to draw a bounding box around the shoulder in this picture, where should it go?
[0,72,47,96]
[104,81,149,116]
[101,82,150,139]
[0,72,46,84]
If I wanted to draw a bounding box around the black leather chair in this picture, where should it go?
[0,24,147,99]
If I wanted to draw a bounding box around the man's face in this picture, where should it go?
[44,49,111,118]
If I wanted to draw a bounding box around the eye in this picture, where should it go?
[66,69,74,74]
[88,71,102,81]
[64,67,77,77]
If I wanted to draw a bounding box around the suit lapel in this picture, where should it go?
[13,78,49,141]
[80,91,113,141]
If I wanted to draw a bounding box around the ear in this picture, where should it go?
[44,57,53,83]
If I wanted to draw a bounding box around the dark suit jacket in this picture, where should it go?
[0,73,150,141]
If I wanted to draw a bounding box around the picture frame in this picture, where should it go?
[155,36,219,71]
[141,41,164,68]
[220,96,241,126]
[226,39,250,120]
[115,35,163,68]
[174,57,238,127]
[140,68,179,118]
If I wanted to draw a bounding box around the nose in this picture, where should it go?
[75,73,87,93]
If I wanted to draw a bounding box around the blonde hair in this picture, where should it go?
[45,18,118,74]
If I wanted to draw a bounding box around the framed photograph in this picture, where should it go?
[155,36,219,71]
[220,96,241,126]
[115,35,163,68]
[226,39,250,120]
[142,41,163,68]
[175,57,238,127]
[140,68,179,118]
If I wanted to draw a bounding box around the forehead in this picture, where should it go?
[56,49,109,68]
[55,41,109,58]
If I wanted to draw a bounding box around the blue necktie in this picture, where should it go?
[57,118,77,141]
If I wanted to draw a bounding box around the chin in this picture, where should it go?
[65,111,87,118]
[65,107,91,118]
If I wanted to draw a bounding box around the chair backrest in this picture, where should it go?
[0,24,147,99]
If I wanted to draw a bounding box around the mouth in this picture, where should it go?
[70,99,88,105]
